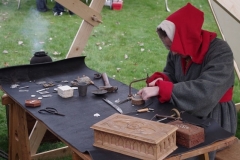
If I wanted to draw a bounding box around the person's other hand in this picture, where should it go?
[137,86,159,100]
[148,78,163,87]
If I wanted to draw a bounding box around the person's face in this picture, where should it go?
[160,36,172,51]
[160,35,188,58]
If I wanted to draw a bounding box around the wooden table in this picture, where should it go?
[2,94,238,160]
[0,57,237,160]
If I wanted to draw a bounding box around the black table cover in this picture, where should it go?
[0,56,233,160]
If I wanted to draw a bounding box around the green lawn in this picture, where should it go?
[0,0,239,158]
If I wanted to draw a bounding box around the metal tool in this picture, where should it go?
[117,97,132,104]
[136,101,154,113]
[136,108,154,113]
[98,73,118,92]
[128,76,147,97]
[157,108,181,122]
[38,107,65,116]
[102,98,123,114]
[126,101,153,114]
[94,73,102,79]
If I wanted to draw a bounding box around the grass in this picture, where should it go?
[0,0,240,158]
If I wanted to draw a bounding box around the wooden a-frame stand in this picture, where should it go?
[56,0,106,58]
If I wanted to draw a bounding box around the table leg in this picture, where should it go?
[72,151,84,160]
[8,101,31,160]
[199,153,210,160]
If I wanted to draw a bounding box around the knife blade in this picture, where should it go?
[102,98,123,114]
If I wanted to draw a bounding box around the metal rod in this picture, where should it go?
[128,74,149,97]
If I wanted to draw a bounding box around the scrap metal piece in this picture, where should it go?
[19,90,29,92]
[94,73,102,79]
[36,81,46,85]
[39,91,50,95]
[43,82,55,88]
[42,94,52,98]
[19,86,29,89]
[36,88,49,92]
[10,84,19,88]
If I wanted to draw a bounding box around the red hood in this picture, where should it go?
[166,3,217,64]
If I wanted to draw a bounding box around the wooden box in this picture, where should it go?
[25,99,41,107]
[168,120,205,148]
[91,113,178,160]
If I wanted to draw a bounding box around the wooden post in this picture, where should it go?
[55,0,106,58]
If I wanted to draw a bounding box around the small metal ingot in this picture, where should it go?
[36,88,49,92]
[42,94,52,98]
[39,91,50,95]
[19,90,29,92]
[19,86,29,89]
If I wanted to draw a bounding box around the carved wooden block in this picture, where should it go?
[168,120,205,148]
[91,113,178,160]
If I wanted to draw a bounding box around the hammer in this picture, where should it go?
[98,73,118,92]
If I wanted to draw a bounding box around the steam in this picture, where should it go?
[20,7,49,54]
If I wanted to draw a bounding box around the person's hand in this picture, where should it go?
[137,86,159,100]
[148,78,163,87]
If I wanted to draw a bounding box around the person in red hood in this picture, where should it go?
[138,3,237,158]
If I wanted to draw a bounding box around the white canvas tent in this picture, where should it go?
[208,0,240,111]
[208,1,240,159]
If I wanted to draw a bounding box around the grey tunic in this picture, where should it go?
[164,38,237,134]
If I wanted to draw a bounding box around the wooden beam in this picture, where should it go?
[29,121,47,155]
[56,0,102,26]
[235,103,240,112]
[31,146,71,160]
[65,0,106,58]
[2,94,14,105]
